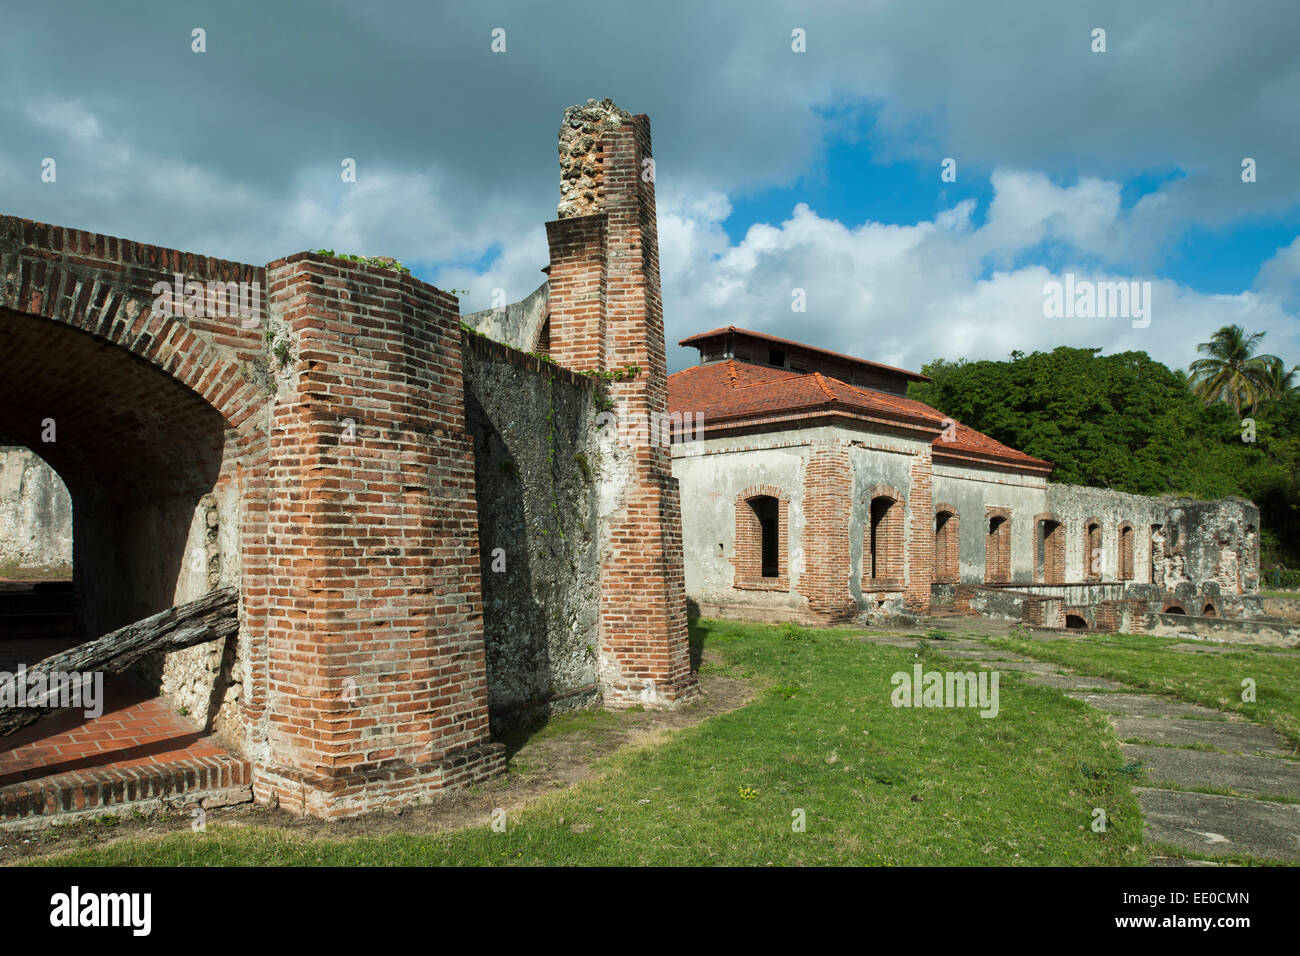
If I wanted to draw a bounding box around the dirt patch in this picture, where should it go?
[0,661,753,865]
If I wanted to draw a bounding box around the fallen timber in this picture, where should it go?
[0,586,238,737]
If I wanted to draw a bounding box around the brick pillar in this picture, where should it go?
[905,451,934,612]
[546,106,696,707]
[255,253,503,817]
[798,441,856,621]
[545,214,606,371]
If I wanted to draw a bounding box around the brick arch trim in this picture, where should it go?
[1033,512,1066,584]
[0,216,269,430]
[933,502,959,583]
[864,482,903,503]
[1082,515,1104,580]
[733,485,790,591]
[1117,521,1135,580]
[738,484,791,503]
[863,483,906,587]
[985,506,1012,584]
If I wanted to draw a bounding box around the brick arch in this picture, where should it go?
[0,215,275,760]
[1034,512,1065,584]
[733,485,790,590]
[740,483,792,503]
[1117,522,1135,581]
[933,502,959,583]
[863,484,905,588]
[985,506,1012,584]
[1082,516,1104,581]
[0,216,269,429]
[864,482,903,503]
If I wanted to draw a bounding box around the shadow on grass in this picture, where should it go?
[493,609,718,761]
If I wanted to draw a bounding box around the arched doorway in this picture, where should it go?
[0,305,253,798]
[934,507,958,583]
[1037,517,1064,584]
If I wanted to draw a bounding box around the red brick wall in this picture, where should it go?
[933,502,959,584]
[797,441,856,621]
[1035,513,1065,584]
[254,253,502,816]
[1118,522,1135,580]
[905,453,934,611]
[863,483,905,589]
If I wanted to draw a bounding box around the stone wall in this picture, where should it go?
[461,279,549,353]
[675,426,1262,623]
[0,446,71,573]
[462,331,604,730]
[557,98,634,219]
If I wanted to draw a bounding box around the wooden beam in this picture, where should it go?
[0,586,238,737]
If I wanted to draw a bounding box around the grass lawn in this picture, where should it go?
[990,632,1300,749]
[32,620,1145,866]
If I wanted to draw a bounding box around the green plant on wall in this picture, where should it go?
[312,249,412,275]
[264,327,292,369]
[586,363,641,412]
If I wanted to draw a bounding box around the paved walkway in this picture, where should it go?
[862,623,1300,864]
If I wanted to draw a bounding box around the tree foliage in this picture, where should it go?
[1187,324,1285,416]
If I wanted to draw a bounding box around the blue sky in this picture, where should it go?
[1,0,1296,375]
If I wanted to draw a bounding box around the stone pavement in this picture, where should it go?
[859,621,1300,864]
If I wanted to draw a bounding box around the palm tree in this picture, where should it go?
[1188,325,1281,415]
[1261,355,1300,396]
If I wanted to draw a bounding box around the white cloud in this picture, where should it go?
[648,172,1300,374]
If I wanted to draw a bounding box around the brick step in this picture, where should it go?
[0,755,253,827]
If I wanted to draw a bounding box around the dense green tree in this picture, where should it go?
[909,345,1300,565]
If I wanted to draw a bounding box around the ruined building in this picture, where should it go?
[0,98,693,823]
[665,327,1267,636]
[0,97,1278,826]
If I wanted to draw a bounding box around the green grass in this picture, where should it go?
[990,632,1300,749]
[1261,590,1300,600]
[32,620,1145,866]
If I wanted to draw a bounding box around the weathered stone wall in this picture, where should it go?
[1044,483,1167,583]
[848,434,934,613]
[933,461,1049,584]
[557,98,634,219]
[1160,498,1260,602]
[461,279,549,353]
[675,425,1262,623]
[462,332,604,729]
[0,445,71,573]
[673,434,812,619]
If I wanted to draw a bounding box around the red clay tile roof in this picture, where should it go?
[679,326,932,383]
[667,360,1053,474]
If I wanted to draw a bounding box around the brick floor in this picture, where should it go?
[0,674,229,787]
[1,584,246,820]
